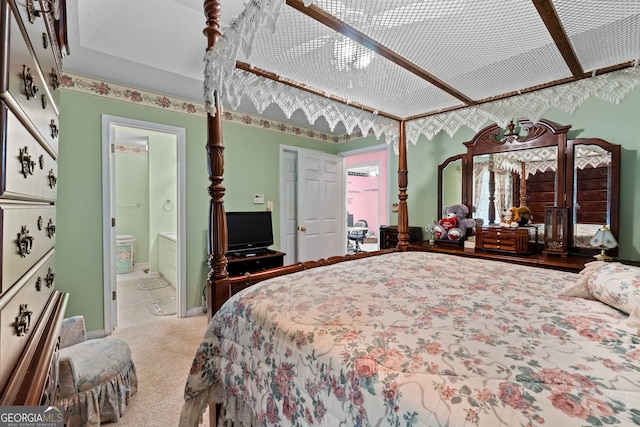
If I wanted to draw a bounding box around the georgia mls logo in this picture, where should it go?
[0,406,64,427]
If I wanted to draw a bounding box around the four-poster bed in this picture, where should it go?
[182,1,640,426]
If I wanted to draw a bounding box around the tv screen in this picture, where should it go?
[226,211,274,254]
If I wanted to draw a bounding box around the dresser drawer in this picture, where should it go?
[1,102,57,202]
[475,226,538,254]
[1,203,56,293]
[9,0,62,107]
[0,249,55,386]
[0,3,59,155]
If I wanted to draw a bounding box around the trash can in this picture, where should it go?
[116,235,136,274]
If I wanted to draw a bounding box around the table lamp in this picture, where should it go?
[425,218,437,245]
[589,225,618,261]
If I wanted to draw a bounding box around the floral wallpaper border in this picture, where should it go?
[114,144,148,155]
[60,73,360,144]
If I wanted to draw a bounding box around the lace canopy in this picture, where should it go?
[205,0,640,148]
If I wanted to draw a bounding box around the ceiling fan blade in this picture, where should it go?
[373,0,466,28]
[286,35,332,57]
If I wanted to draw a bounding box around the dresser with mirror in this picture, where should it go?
[426,118,620,269]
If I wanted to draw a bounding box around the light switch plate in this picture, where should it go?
[253,193,265,204]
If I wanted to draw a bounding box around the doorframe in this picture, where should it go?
[101,115,187,333]
[339,143,392,238]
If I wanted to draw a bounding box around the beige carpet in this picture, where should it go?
[105,314,210,426]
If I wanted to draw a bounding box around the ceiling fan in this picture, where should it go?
[284,0,466,71]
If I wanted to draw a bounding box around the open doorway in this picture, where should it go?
[342,145,390,253]
[101,115,187,334]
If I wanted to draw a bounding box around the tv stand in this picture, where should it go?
[226,250,285,276]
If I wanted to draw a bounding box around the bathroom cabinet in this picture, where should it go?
[158,234,177,286]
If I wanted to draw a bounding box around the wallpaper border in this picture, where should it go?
[60,73,360,144]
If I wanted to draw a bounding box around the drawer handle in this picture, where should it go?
[45,268,55,288]
[17,225,35,257]
[15,304,33,336]
[37,215,43,230]
[50,120,59,138]
[41,94,47,109]
[19,146,36,178]
[48,169,57,188]
[51,69,59,90]
[26,0,53,23]
[23,65,39,100]
[39,154,45,169]
[42,32,48,49]
[47,219,56,238]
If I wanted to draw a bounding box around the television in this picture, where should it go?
[226,211,274,254]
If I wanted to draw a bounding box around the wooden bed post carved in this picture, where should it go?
[396,120,410,250]
[204,0,230,319]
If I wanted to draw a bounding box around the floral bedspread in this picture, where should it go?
[181,252,640,426]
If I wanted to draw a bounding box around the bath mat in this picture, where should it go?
[136,277,170,290]
[146,297,176,316]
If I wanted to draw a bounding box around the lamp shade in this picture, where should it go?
[589,225,618,249]
[590,225,617,261]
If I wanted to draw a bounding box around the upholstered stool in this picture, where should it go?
[57,316,138,427]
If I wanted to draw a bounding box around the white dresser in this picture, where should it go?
[0,0,69,406]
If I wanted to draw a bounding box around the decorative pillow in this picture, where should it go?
[587,262,640,333]
[560,261,605,299]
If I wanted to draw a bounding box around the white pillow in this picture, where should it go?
[560,261,605,299]
[587,262,640,333]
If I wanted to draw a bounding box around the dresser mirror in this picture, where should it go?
[437,154,464,218]
[438,119,620,256]
[470,146,558,226]
[566,138,620,255]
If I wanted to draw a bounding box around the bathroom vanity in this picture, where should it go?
[158,232,177,286]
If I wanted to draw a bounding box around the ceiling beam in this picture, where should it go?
[235,61,404,122]
[532,0,585,78]
[405,61,635,121]
[285,0,476,106]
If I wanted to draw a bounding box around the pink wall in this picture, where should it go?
[345,149,388,236]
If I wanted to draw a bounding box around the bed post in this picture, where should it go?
[204,0,230,318]
[396,120,410,250]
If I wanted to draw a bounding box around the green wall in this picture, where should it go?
[386,86,640,261]
[57,84,640,332]
[115,147,150,263]
[56,89,356,331]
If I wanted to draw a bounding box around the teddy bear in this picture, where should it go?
[499,207,518,227]
[434,203,476,242]
[514,206,533,226]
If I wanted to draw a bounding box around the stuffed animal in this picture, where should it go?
[434,204,475,241]
[514,206,533,226]
[499,207,518,227]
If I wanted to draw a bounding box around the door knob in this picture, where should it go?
[298,226,307,232]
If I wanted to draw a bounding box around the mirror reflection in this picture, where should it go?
[572,144,612,248]
[441,158,462,210]
[472,146,557,225]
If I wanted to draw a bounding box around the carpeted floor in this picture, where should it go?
[105,313,210,426]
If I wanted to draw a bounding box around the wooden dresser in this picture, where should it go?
[475,225,538,255]
[0,0,69,406]
[379,225,423,249]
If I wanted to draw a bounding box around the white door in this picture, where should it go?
[296,148,345,262]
